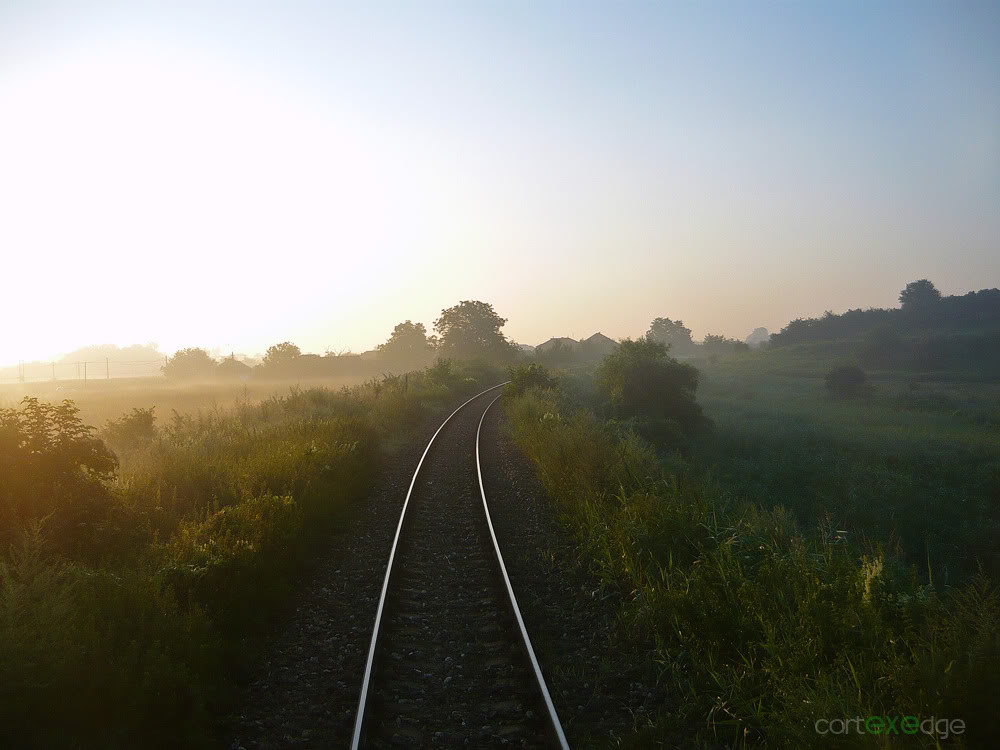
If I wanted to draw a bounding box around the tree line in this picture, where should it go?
[163,300,518,379]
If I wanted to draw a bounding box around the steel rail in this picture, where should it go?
[476,393,571,750]
[349,382,507,749]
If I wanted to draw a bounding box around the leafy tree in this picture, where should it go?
[899,279,942,313]
[597,337,707,437]
[825,365,868,397]
[433,300,517,362]
[261,342,302,371]
[646,317,694,353]
[162,348,216,379]
[377,321,434,372]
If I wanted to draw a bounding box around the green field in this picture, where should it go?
[505,345,1000,748]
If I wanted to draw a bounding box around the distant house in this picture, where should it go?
[580,332,618,358]
[535,337,580,354]
[216,357,252,380]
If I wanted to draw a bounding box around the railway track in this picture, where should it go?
[350,385,570,749]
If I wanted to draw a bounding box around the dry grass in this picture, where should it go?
[0,375,370,429]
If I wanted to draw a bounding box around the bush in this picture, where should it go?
[506,363,556,396]
[0,398,118,561]
[597,337,708,435]
[102,407,157,449]
[824,364,868,397]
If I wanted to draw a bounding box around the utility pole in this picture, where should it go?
[84,361,87,388]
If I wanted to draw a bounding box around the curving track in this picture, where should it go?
[351,385,569,749]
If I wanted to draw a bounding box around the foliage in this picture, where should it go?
[505,363,556,396]
[162,348,216,379]
[646,316,694,353]
[377,320,435,372]
[825,364,868,397]
[899,278,942,312]
[101,407,157,448]
[596,337,707,436]
[0,368,481,748]
[770,282,1000,348]
[702,332,749,355]
[433,300,518,363]
[260,341,302,372]
[0,397,118,560]
[506,386,1000,748]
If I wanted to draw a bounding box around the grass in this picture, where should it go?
[0,362,503,749]
[504,353,1000,748]
[0,374,371,430]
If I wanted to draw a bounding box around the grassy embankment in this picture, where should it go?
[505,347,999,748]
[0,361,499,749]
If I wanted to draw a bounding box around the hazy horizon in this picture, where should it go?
[2,1,998,365]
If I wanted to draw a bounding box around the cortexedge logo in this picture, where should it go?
[815,716,965,739]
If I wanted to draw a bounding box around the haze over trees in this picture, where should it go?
[162,347,217,379]
[433,300,517,363]
[646,317,695,354]
[376,321,435,372]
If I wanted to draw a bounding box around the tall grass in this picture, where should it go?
[0,364,501,748]
[506,388,1000,748]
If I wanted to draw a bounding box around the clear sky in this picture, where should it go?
[1,0,998,362]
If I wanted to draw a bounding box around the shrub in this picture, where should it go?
[102,407,157,449]
[0,398,118,560]
[824,364,868,397]
[597,337,708,435]
[506,363,556,396]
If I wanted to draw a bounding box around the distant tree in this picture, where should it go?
[434,300,517,362]
[745,327,770,348]
[377,321,434,372]
[597,337,707,437]
[703,333,745,355]
[899,280,942,313]
[825,365,868,398]
[646,317,694,353]
[262,342,302,370]
[162,348,216,379]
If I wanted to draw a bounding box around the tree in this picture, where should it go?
[703,333,745,355]
[377,321,434,372]
[597,337,707,437]
[899,280,941,313]
[646,317,694,353]
[162,348,216,379]
[262,341,302,371]
[433,300,517,362]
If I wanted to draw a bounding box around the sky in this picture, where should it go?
[1,0,998,363]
